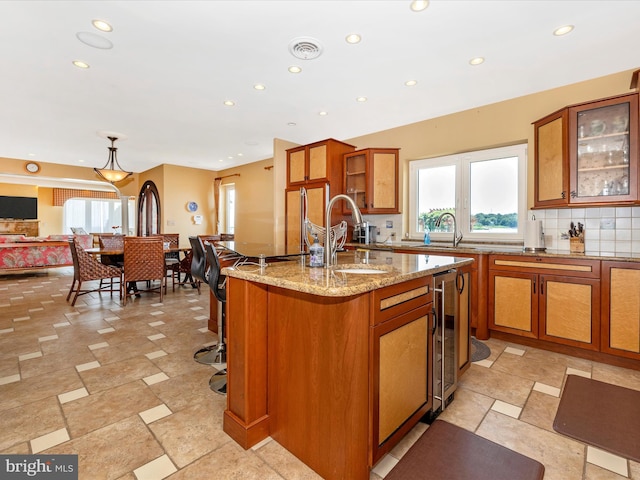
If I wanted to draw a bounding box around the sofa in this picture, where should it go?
[0,234,93,271]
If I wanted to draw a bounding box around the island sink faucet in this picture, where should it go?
[325,194,364,267]
[435,212,463,247]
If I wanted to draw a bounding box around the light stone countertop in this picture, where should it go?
[222,250,473,297]
[353,241,640,263]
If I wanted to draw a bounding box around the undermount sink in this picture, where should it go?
[334,268,388,274]
[331,264,393,274]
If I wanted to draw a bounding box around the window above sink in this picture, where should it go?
[408,144,527,243]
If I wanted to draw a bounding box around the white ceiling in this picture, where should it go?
[1,0,639,174]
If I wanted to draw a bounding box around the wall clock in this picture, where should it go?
[25,162,40,174]
[187,201,198,212]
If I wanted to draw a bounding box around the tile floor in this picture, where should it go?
[1,267,640,479]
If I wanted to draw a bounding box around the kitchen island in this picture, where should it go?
[221,250,473,480]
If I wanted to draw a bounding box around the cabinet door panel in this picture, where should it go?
[372,153,397,210]
[285,189,302,249]
[458,270,470,373]
[285,185,327,249]
[378,314,428,444]
[288,149,306,184]
[308,144,327,181]
[537,116,566,204]
[609,267,640,353]
[542,279,594,345]
[491,272,535,336]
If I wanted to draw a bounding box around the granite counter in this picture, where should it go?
[222,250,474,297]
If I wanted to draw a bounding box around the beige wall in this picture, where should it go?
[135,164,220,247]
[217,158,275,244]
[344,68,637,235]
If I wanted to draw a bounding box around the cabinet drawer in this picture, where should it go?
[489,255,600,279]
[371,276,432,325]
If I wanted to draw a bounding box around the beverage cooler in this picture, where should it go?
[425,269,459,422]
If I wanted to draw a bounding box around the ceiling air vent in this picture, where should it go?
[288,37,323,60]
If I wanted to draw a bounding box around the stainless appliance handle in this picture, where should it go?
[434,280,446,408]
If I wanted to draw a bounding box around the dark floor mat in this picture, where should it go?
[385,420,545,480]
[553,374,640,462]
[471,336,491,362]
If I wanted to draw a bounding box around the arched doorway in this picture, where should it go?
[137,181,161,236]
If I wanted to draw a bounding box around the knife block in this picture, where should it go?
[570,237,585,254]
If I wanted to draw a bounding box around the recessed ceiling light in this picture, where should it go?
[28,153,35,157]
[356,96,368,102]
[92,19,113,32]
[469,57,485,66]
[78,159,85,163]
[237,153,243,156]
[228,156,234,160]
[319,111,328,116]
[345,33,361,44]
[288,66,302,73]
[553,25,574,36]
[224,100,235,106]
[405,80,418,87]
[287,122,297,126]
[254,84,266,91]
[72,60,90,69]
[218,159,224,162]
[410,0,429,12]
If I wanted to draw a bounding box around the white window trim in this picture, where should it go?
[409,144,527,243]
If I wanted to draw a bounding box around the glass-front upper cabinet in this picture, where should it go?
[568,93,638,204]
[534,92,638,208]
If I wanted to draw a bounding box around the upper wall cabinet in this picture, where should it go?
[343,148,400,214]
[286,138,356,187]
[534,92,638,207]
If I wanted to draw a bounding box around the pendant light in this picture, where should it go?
[94,136,132,183]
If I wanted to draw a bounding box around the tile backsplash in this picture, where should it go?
[530,206,640,257]
[358,208,640,257]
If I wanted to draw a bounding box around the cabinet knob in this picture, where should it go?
[561,191,566,199]
[570,190,577,198]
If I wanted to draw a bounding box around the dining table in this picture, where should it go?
[85,246,194,295]
[85,246,191,256]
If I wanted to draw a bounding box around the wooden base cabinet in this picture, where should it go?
[225,274,434,480]
[370,276,433,465]
[602,261,640,359]
[372,305,431,463]
[457,267,471,374]
[489,255,600,350]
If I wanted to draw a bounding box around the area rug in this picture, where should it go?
[471,336,491,362]
[553,374,640,462]
[385,420,545,480]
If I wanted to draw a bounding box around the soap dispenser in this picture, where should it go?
[423,227,431,245]
[309,234,324,267]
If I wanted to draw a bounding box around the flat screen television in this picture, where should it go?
[0,196,38,220]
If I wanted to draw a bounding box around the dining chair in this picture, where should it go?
[97,234,124,267]
[169,248,197,291]
[122,236,165,305]
[67,236,122,306]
